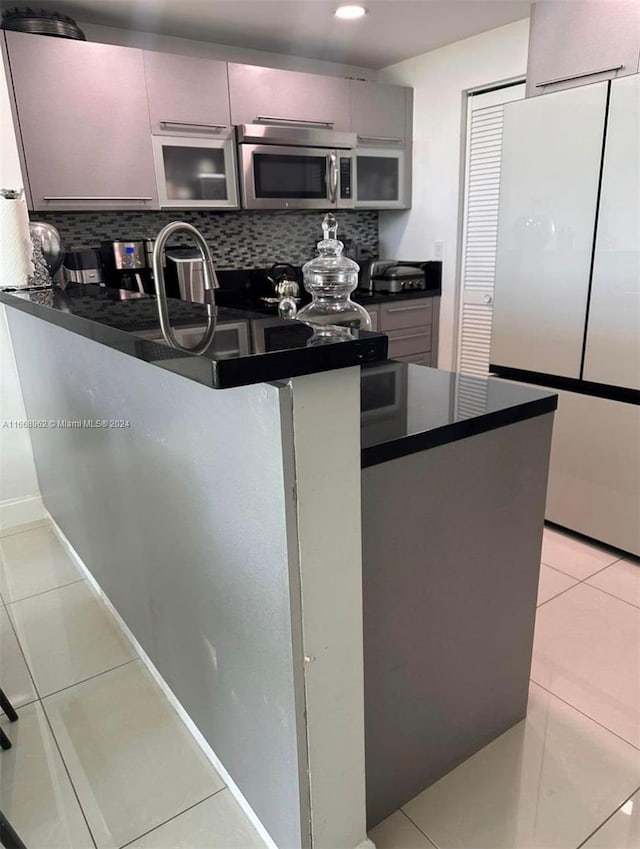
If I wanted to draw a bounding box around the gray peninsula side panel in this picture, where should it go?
[361,412,553,827]
[7,308,307,849]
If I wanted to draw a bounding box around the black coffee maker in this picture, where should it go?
[100,240,154,294]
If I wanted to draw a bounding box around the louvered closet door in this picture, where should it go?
[457,84,525,376]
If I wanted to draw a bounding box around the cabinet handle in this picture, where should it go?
[536,64,623,87]
[159,121,228,131]
[42,196,153,201]
[357,135,403,144]
[256,115,334,127]
[386,304,429,313]
[390,331,429,341]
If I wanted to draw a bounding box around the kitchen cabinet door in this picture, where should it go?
[144,51,231,135]
[380,299,432,332]
[527,0,640,97]
[350,81,411,146]
[228,63,351,130]
[583,75,640,391]
[5,32,157,211]
[365,307,379,331]
[491,83,607,379]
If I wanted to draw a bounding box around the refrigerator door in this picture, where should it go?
[491,83,608,378]
[583,75,640,391]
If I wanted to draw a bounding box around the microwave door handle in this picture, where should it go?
[329,152,338,204]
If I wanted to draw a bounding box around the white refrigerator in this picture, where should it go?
[490,74,640,555]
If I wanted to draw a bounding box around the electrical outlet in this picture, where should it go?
[434,241,444,260]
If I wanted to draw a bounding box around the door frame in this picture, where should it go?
[452,77,526,374]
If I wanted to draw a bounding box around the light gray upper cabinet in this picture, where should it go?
[143,51,231,135]
[349,80,412,145]
[228,63,351,130]
[526,0,640,96]
[5,31,157,211]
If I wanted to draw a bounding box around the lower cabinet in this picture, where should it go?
[366,296,439,365]
[365,308,379,331]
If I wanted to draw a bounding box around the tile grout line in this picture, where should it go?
[2,521,233,849]
[575,784,640,849]
[0,525,141,849]
[116,788,227,849]
[530,679,640,752]
[537,580,583,609]
[398,807,442,848]
[0,694,39,716]
[5,582,140,707]
[39,658,140,703]
[580,581,640,611]
[38,696,100,849]
[2,594,41,710]
[541,554,624,584]
[4,592,101,849]
[540,559,587,580]
[577,555,626,580]
[0,519,51,540]
[4,576,86,607]
[537,557,638,610]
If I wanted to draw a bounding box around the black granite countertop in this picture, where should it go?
[0,285,388,390]
[214,282,441,316]
[360,362,557,467]
[211,264,441,316]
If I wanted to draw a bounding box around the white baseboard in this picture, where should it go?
[0,495,46,532]
[48,513,280,849]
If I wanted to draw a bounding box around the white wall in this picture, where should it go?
[79,21,376,80]
[0,57,43,527]
[378,19,530,370]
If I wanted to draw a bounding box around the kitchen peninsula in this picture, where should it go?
[0,285,556,849]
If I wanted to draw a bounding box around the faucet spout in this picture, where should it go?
[152,221,219,354]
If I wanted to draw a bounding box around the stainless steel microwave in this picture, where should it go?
[237,124,356,210]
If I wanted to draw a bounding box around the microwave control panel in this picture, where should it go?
[340,157,352,200]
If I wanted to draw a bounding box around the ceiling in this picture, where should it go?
[9,0,532,69]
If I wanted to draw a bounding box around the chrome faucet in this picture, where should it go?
[151,221,219,354]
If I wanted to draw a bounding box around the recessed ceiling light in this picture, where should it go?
[335,5,367,20]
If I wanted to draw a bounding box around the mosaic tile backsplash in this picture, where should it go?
[30,210,378,269]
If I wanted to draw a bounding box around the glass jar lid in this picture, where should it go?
[302,213,359,295]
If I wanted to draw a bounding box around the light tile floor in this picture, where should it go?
[1,519,638,849]
[0,520,266,849]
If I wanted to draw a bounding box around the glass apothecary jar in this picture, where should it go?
[292,214,372,333]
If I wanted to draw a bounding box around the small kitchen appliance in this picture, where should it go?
[237,124,356,210]
[62,249,103,285]
[267,262,301,302]
[371,263,426,294]
[165,246,207,303]
[101,240,152,294]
